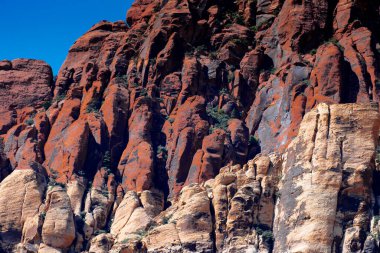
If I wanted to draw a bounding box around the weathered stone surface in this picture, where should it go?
[0,59,53,134]
[1,0,380,251]
[274,103,380,253]
[42,187,76,250]
[0,169,46,250]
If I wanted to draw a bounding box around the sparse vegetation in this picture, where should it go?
[209,51,218,60]
[42,100,52,110]
[25,118,34,126]
[100,187,109,197]
[249,26,258,33]
[48,167,66,189]
[157,145,168,160]
[249,135,259,146]
[102,151,112,170]
[86,100,101,113]
[262,230,274,246]
[254,224,274,248]
[94,229,107,235]
[135,228,148,237]
[223,10,244,26]
[231,108,241,119]
[374,215,380,225]
[53,93,66,103]
[301,79,310,86]
[219,88,229,95]
[206,104,231,133]
[121,238,130,244]
[161,214,173,224]
[326,38,344,51]
[39,212,46,221]
[139,88,148,97]
[231,38,249,47]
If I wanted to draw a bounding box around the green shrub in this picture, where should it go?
[100,188,109,197]
[231,38,249,47]
[94,230,107,235]
[25,118,34,126]
[327,38,343,51]
[209,51,218,60]
[135,228,148,237]
[249,135,259,146]
[309,49,317,55]
[161,214,173,224]
[140,88,148,97]
[47,167,66,189]
[86,100,101,113]
[219,88,229,95]
[121,238,130,244]
[231,108,241,119]
[39,212,46,221]
[43,100,52,110]
[250,26,258,33]
[157,145,168,160]
[374,215,380,225]
[262,230,274,246]
[54,93,66,103]
[102,151,111,169]
[206,105,231,132]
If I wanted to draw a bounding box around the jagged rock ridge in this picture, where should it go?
[0,0,380,252]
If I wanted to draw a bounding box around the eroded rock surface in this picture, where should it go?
[1,0,380,252]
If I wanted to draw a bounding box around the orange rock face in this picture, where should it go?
[1,0,380,252]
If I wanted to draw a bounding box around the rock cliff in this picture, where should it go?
[1,0,380,252]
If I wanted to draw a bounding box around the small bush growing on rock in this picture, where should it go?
[157,145,168,160]
[249,135,259,146]
[139,88,148,97]
[231,108,241,119]
[100,188,109,197]
[86,100,101,113]
[206,104,231,132]
[219,88,229,95]
[94,230,107,235]
[161,214,173,224]
[374,215,380,225]
[209,51,218,60]
[39,212,46,221]
[250,26,258,33]
[48,168,66,189]
[135,228,148,237]
[53,93,66,103]
[102,151,111,169]
[25,118,34,126]
[42,100,52,110]
[231,38,249,47]
[309,48,317,55]
[121,238,130,244]
[224,10,244,25]
[262,230,274,247]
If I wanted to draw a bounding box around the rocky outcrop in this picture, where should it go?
[1,0,380,252]
[274,103,380,253]
[0,59,52,134]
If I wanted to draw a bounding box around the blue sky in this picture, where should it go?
[0,0,134,74]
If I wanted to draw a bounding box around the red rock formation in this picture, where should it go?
[1,0,380,252]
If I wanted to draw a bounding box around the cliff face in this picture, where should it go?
[1,0,380,252]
